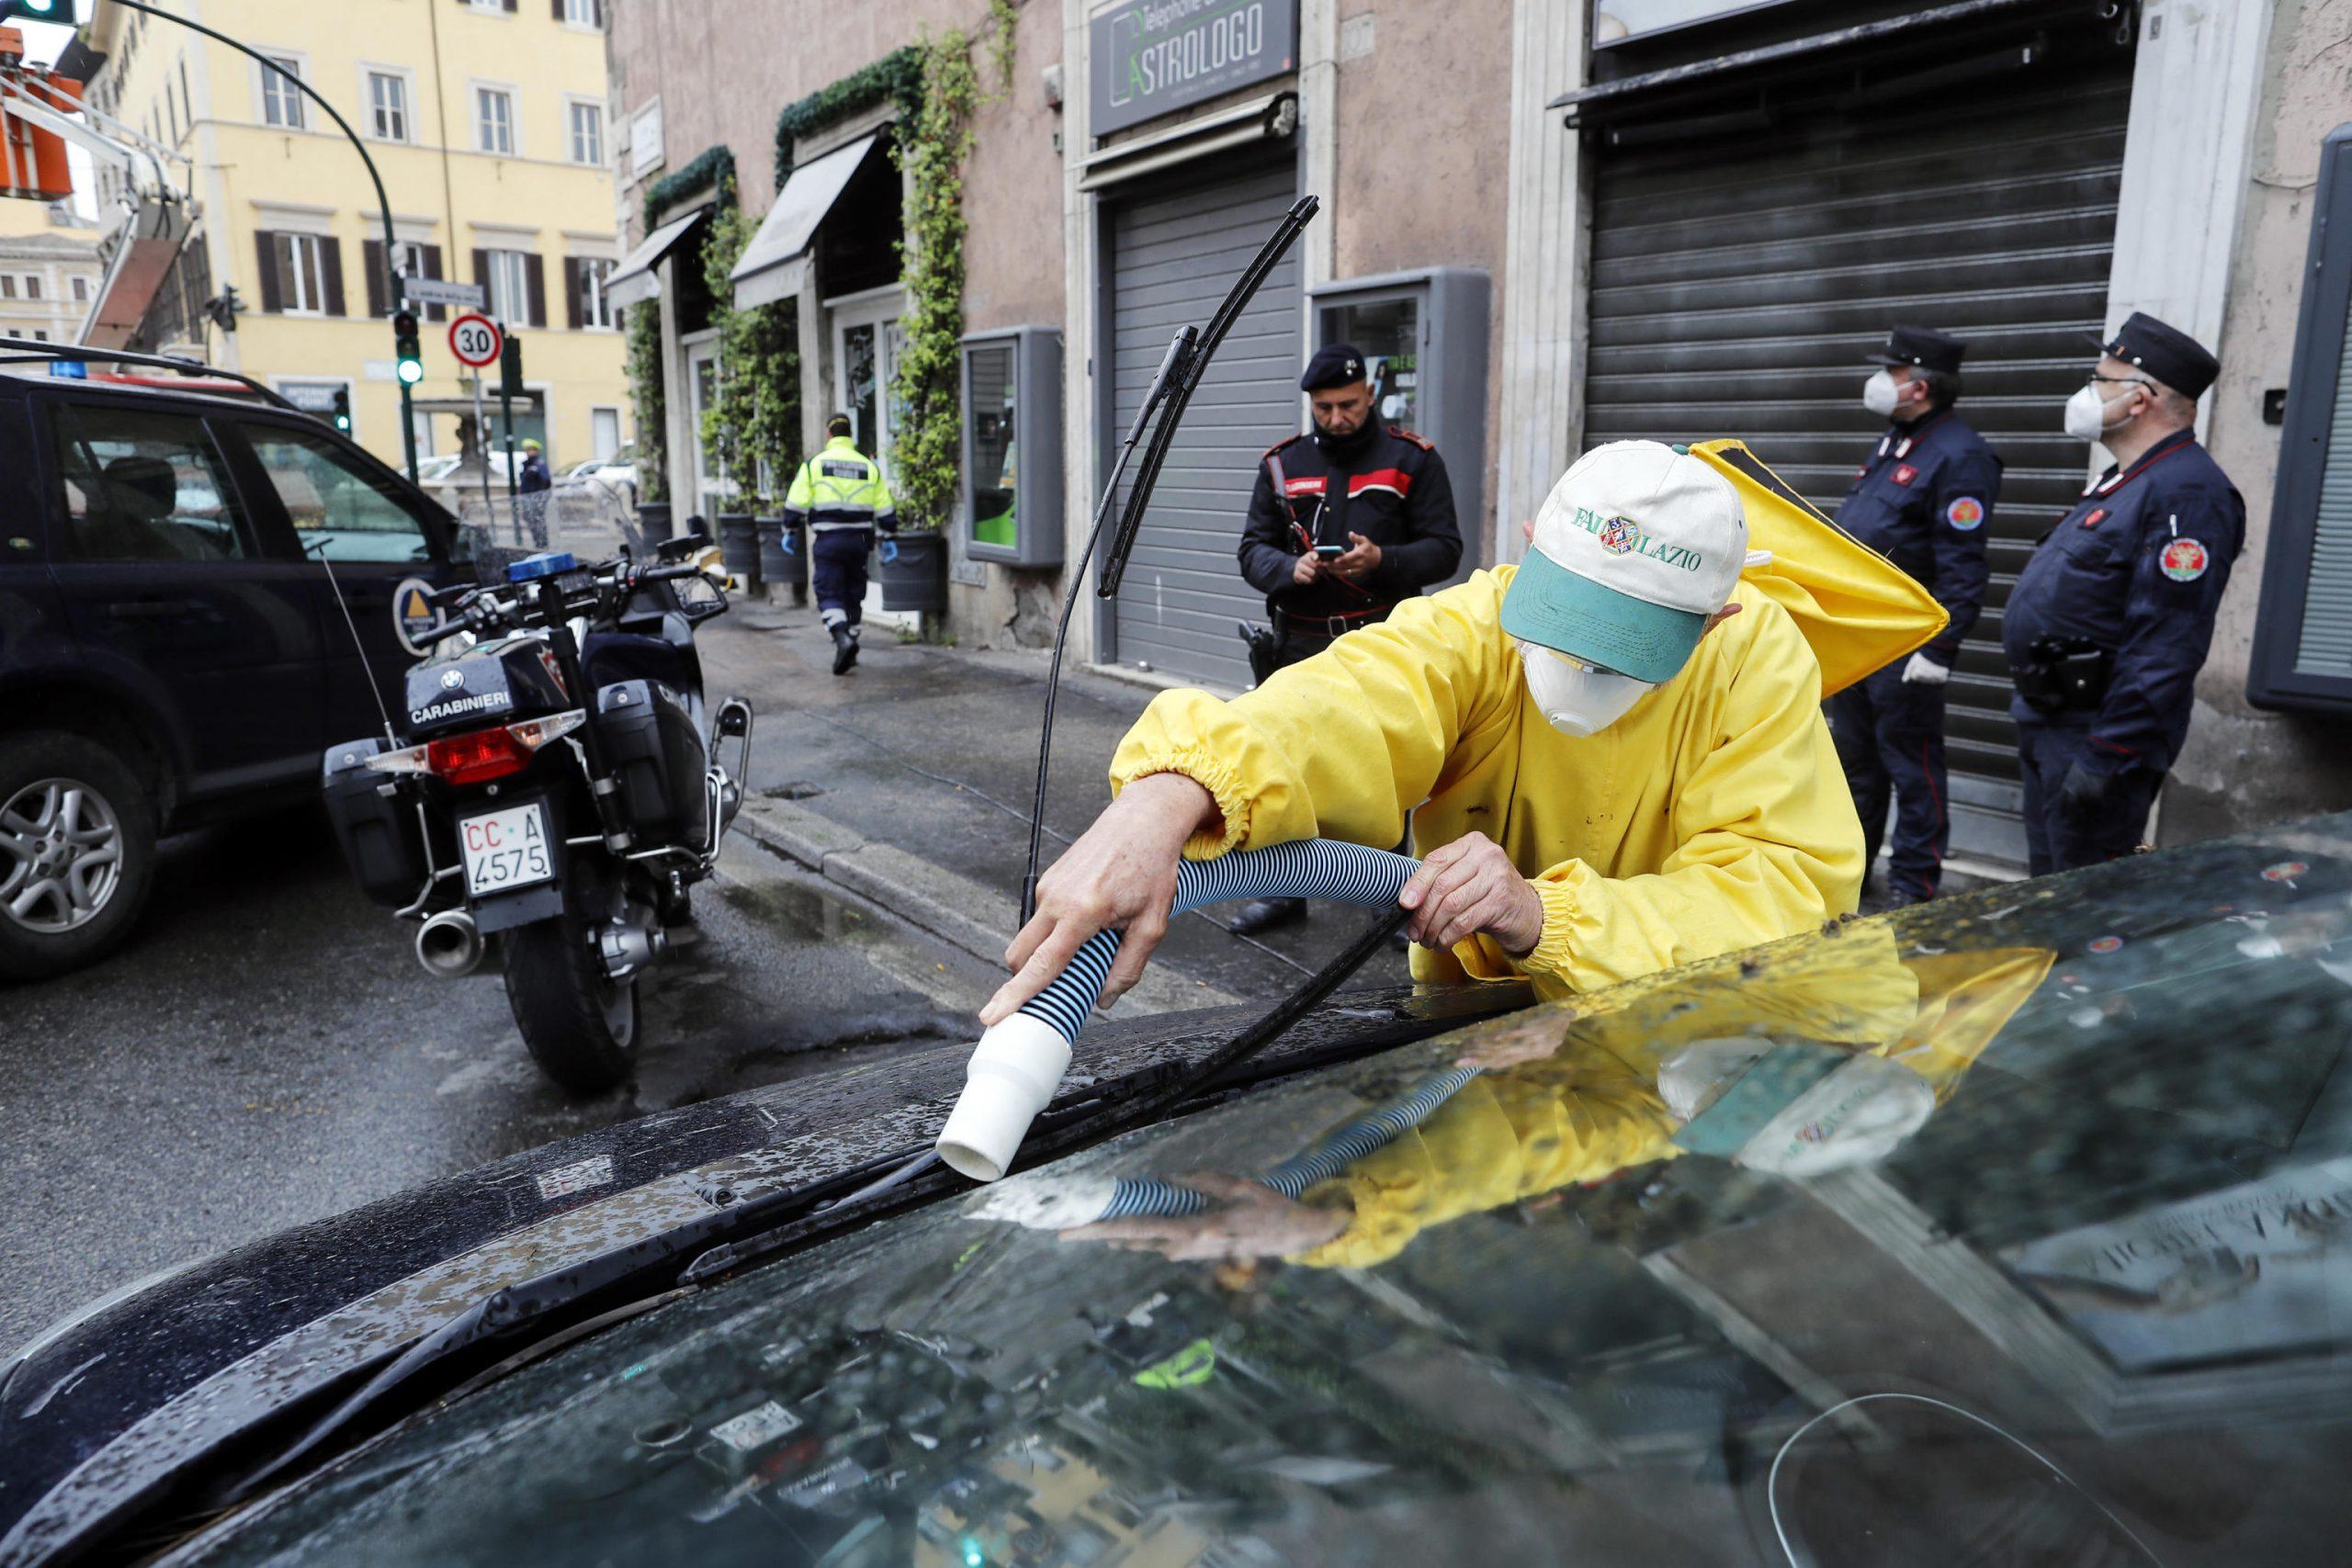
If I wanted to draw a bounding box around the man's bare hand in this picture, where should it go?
[1291,550,1324,586]
[1062,1172,1351,1262]
[1329,531,1382,582]
[980,773,1220,1025]
[1398,830,1545,956]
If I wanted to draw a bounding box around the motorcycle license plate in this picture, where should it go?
[459,804,554,897]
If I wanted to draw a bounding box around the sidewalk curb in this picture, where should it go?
[733,799,1243,1016]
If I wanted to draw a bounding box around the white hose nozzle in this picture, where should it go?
[937,1013,1074,1182]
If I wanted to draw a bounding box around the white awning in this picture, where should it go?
[729,134,881,311]
[605,206,711,310]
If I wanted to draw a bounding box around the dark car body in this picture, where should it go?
[13,815,2352,1562]
[0,371,469,827]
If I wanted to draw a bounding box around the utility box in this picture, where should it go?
[960,325,1062,568]
[1308,268,1490,576]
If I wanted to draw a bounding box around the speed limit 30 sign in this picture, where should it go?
[447,312,504,368]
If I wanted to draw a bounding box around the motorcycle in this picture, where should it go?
[322,535,752,1092]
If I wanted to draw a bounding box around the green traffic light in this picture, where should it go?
[397,358,423,386]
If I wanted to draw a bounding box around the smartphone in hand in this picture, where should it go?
[1315,544,1345,558]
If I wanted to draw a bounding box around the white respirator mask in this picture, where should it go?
[1861,368,1903,419]
[2064,381,2139,444]
[1517,640,1653,738]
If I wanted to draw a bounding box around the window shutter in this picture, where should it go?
[563,256,582,329]
[421,243,447,322]
[471,247,491,316]
[363,238,387,317]
[503,0,518,12]
[525,252,546,329]
[318,236,347,317]
[552,0,565,17]
[254,230,283,313]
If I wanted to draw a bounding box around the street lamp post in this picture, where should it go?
[104,0,421,483]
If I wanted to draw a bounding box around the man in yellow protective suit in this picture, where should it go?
[980,438,1944,1025]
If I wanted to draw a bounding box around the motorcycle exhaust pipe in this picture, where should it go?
[416,910,485,978]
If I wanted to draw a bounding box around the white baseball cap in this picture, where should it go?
[1663,1040,1936,1179]
[1501,441,1750,683]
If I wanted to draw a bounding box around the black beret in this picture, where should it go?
[2096,311,2220,400]
[1300,343,1368,392]
[1866,324,1967,375]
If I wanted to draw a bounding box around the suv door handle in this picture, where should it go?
[104,597,209,620]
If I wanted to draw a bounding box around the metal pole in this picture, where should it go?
[107,0,420,486]
[472,374,495,535]
[501,374,518,516]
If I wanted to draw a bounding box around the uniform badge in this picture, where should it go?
[2087,936,2124,954]
[1892,464,1917,487]
[2079,508,2108,529]
[2159,538,2211,582]
[1598,516,1639,556]
[1945,497,1985,531]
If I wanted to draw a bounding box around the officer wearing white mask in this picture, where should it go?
[982,441,1880,1021]
[1832,326,2000,908]
[2003,312,2245,875]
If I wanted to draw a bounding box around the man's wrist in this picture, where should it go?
[1118,771,1222,840]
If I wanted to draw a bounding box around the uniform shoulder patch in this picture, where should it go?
[1261,433,1306,460]
[1945,496,1985,531]
[1387,426,1435,451]
[2159,537,2211,582]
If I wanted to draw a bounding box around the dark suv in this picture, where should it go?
[0,354,469,980]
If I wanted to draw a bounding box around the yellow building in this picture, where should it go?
[79,0,628,473]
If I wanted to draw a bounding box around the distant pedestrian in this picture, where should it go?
[785,413,897,674]
[1227,342,1464,935]
[518,438,551,494]
[2004,312,2245,875]
[1829,326,2001,907]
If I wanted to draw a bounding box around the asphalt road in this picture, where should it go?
[0,807,1002,1354]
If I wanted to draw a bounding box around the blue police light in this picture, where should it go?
[505,551,579,583]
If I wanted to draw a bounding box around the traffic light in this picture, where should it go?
[391,309,422,386]
[0,2,83,22]
[330,387,351,433]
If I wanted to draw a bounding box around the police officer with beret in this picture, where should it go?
[2004,312,2245,875]
[1831,325,2002,907]
[1229,341,1465,932]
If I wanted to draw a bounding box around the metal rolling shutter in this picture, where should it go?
[1582,63,2133,860]
[1106,158,1301,687]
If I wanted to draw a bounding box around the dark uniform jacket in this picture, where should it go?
[2002,428,2245,774]
[1238,424,1464,630]
[1835,409,1999,664]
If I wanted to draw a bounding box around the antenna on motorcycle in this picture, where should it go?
[306,536,400,747]
[1019,195,1319,920]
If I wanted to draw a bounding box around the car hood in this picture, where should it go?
[0,981,1528,1562]
[113,814,2352,1567]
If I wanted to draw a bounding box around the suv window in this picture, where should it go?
[51,403,251,562]
[243,425,437,565]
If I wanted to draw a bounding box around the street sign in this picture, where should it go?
[402,276,486,310]
[447,312,503,368]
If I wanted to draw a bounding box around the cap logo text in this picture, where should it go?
[1567,505,1704,571]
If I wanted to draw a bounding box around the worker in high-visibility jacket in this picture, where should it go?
[784,412,898,674]
[978,438,1947,1026]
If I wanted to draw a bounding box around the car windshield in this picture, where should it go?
[176,817,2352,1565]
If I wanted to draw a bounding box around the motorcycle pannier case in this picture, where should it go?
[322,737,428,906]
[595,680,710,851]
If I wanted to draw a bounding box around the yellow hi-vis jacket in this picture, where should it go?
[783,435,899,532]
[1111,441,1947,1001]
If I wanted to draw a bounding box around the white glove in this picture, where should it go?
[1902,652,1951,686]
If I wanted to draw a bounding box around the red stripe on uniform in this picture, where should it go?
[1347,468,1412,498]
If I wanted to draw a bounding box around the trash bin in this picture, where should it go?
[634,502,673,547]
[876,530,947,614]
[718,513,759,592]
[756,515,792,585]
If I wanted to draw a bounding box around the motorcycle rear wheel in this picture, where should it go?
[504,911,639,1094]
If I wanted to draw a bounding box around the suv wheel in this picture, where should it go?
[0,730,159,981]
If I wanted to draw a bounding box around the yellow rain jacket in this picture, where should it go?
[1111,441,1946,999]
[1290,929,2053,1269]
